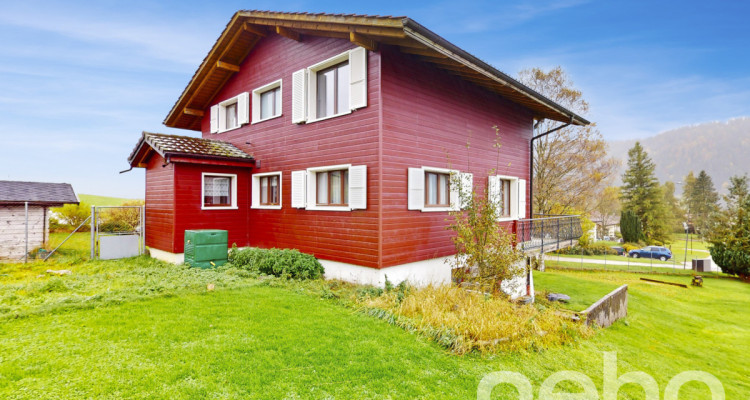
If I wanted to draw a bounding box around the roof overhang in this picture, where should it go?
[164,10,590,131]
[128,132,255,168]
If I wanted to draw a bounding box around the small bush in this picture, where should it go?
[554,242,617,256]
[622,243,640,253]
[228,246,324,280]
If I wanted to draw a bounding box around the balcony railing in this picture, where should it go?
[513,214,583,254]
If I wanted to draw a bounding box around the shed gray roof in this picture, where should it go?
[0,181,78,206]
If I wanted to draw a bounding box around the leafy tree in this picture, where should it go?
[518,67,618,216]
[52,202,91,230]
[687,170,719,235]
[620,210,643,243]
[707,175,750,278]
[620,142,670,242]
[592,186,621,239]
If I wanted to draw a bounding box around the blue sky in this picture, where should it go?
[1,0,747,198]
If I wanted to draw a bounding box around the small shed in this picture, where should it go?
[0,181,78,261]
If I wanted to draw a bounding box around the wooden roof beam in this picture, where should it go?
[399,46,446,58]
[216,61,240,72]
[243,23,267,36]
[183,108,204,117]
[349,32,378,51]
[276,26,301,41]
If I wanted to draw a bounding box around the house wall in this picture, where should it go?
[195,34,382,268]
[379,45,533,268]
[144,154,176,252]
[0,205,47,260]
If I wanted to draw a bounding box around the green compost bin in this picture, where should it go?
[184,230,228,268]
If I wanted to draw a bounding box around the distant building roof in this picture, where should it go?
[0,181,78,206]
[127,132,254,167]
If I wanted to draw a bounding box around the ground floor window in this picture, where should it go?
[252,172,282,209]
[316,169,349,206]
[425,171,450,207]
[202,173,237,209]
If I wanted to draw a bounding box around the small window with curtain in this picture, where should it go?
[253,80,283,123]
[425,171,450,207]
[203,174,235,208]
[499,178,511,217]
[259,175,280,206]
[316,169,349,206]
[224,102,238,130]
[316,61,350,119]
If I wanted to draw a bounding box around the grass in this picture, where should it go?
[77,193,142,206]
[0,259,747,398]
[544,259,727,277]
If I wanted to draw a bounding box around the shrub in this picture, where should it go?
[228,246,324,280]
[620,210,643,242]
[622,243,640,253]
[554,242,616,256]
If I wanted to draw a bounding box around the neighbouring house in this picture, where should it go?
[0,180,78,261]
[126,11,587,295]
[590,212,621,241]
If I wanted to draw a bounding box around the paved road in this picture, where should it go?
[545,255,699,270]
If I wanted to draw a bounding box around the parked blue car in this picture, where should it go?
[628,246,672,261]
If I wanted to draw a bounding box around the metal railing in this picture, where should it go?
[514,214,582,253]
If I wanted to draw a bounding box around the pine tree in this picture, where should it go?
[689,170,719,235]
[620,142,670,243]
[708,175,750,278]
[620,210,643,243]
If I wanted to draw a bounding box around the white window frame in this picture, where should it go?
[489,175,526,221]
[251,171,282,210]
[307,53,352,123]
[408,166,463,213]
[252,79,283,124]
[211,92,249,134]
[201,172,238,210]
[306,164,352,211]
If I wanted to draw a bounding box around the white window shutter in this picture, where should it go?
[518,179,527,219]
[510,179,519,219]
[407,168,425,210]
[460,173,473,209]
[306,170,317,208]
[237,92,250,125]
[251,176,260,208]
[291,170,306,208]
[251,92,261,124]
[488,176,500,208]
[210,105,219,133]
[348,165,367,210]
[349,47,367,110]
[292,69,307,124]
[450,172,460,211]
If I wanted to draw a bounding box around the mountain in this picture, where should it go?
[608,117,750,194]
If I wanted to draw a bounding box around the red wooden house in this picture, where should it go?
[127,11,587,292]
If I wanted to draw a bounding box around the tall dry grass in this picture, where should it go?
[365,285,593,353]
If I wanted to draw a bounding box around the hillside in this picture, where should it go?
[78,194,142,206]
[608,117,750,193]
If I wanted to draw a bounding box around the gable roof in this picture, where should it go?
[164,10,590,131]
[0,181,78,206]
[128,132,254,167]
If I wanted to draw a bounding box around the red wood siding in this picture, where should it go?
[197,34,382,268]
[144,154,175,252]
[379,46,533,267]
[172,163,252,253]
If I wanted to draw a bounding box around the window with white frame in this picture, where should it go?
[252,80,282,123]
[407,167,473,212]
[290,164,367,211]
[488,175,526,220]
[202,173,237,209]
[251,172,282,209]
[291,47,367,124]
[210,92,249,133]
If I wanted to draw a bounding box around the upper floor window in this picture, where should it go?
[252,80,282,124]
[290,164,367,211]
[210,92,249,133]
[202,173,237,210]
[291,47,368,124]
[316,61,350,119]
[407,167,472,212]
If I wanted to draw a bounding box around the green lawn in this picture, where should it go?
[0,259,747,398]
[545,259,726,277]
[77,193,142,206]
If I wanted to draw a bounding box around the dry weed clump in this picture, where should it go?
[364,285,593,353]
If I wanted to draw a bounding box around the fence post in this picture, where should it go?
[90,206,96,260]
[24,201,29,264]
